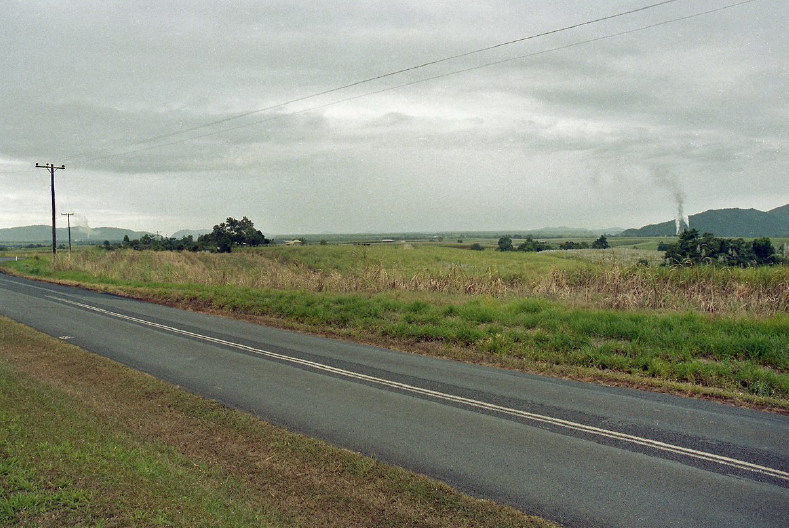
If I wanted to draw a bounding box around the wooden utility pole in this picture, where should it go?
[61,212,75,253]
[35,163,65,258]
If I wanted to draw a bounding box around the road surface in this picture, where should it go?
[1,273,787,528]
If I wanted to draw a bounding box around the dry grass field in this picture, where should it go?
[29,244,789,315]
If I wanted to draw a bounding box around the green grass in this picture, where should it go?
[0,347,280,527]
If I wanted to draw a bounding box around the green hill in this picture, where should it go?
[620,205,789,238]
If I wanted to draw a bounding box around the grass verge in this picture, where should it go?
[0,316,552,528]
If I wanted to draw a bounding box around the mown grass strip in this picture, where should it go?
[0,316,552,528]
[0,340,281,527]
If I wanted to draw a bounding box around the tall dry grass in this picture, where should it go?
[57,249,789,315]
[535,265,789,314]
[58,250,517,295]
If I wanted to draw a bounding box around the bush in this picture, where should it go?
[591,235,609,249]
[559,241,589,250]
[517,236,551,252]
[497,237,513,251]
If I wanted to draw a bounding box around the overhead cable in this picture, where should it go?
[72,0,758,164]
[66,0,686,163]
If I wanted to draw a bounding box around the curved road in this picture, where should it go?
[1,273,787,528]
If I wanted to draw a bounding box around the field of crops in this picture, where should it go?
[26,243,789,315]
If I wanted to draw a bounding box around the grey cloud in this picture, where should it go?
[2,1,787,234]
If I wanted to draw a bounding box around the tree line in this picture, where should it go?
[496,235,609,252]
[659,229,781,267]
[492,230,783,267]
[105,217,268,253]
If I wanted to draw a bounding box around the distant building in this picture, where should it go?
[380,239,395,243]
[285,239,303,246]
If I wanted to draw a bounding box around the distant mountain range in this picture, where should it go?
[0,225,214,244]
[620,205,789,238]
[3,205,786,244]
[0,225,152,244]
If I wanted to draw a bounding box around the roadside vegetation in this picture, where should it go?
[0,316,549,528]
[2,241,787,411]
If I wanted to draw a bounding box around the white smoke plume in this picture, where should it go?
[72,214,90,228]
[651,164,689,235]
[673,189,689,235]
[71,214,92,239]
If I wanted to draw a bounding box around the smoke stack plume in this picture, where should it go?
[650,164,688,236]
[72,215,92,239]
[674,191,687,235]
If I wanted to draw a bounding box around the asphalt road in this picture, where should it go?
[1,273,787,528]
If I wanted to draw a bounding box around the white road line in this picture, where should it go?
[0,276,61,291]
[47,294,789,482]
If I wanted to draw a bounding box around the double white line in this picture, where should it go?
[50,294,789,483]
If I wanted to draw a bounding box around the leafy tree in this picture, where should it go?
[497,237,513,252]
[724,238,751,266]
[560,241,589,250]
[198,217,268,253]
[139,234,155,248]
[752,237,776,264]
[517,236,551,252]
[591,235,609,249]
[664,229,701,264]
[699,232,725,262]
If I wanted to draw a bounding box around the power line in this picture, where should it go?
[73,0,758,165]
[66,0,686,164]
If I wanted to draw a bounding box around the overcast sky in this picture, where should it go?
[1,0,786,235]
